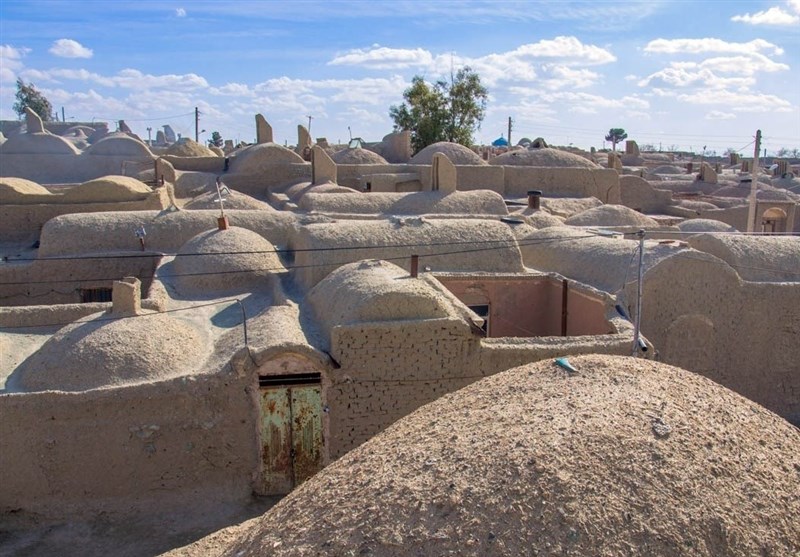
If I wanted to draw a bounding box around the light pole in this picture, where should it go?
[146,127,152,145]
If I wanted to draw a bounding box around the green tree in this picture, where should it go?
[390,67,488,153]
[209,131,224,148]
[13,79,53,121]
[604,128,628,151]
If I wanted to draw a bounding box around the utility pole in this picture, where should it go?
[194,107,200,142]
[507,117,513,148]
[61,107,65,123]
[746,129,762,233]
[146,127,152,145]
[306,115,313,136]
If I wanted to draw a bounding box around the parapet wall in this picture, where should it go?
[0,152,154,184]
[0,360,258,520]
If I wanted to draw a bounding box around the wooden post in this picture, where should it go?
[410,255,419,278]
[561,279,569,336]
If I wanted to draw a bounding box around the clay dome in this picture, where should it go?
[183,189,272,211]
[564,204,659,227]
[172,226,286,293]
[330,147,388,165]
[8,311,206,392]
[61,175,152,203]
[677,219,738,233]
[410,142,486,165]
[85,133,153,157]
[0,177,51,203]
[228,143,305,174]
[650,165,685,175]
[489,148,599,168]
[218,355,800,556]
[165,138,217,157]
[0,132,81,155]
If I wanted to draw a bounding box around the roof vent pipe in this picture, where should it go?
[410,254,419,278]
[527,190,542,210]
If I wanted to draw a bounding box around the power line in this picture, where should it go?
[0,234,599,286]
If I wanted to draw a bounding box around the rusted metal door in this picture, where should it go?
[259,387,293,494]
[290,385,323,485]
[259,374,323,495]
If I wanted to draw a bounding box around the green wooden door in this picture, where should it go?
[259,378,323,494]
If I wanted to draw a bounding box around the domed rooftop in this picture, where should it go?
[650,164,685,175]
[489,148,599,168]
[330,147,388,165]
[564,204,659,227]
[229,143,305,174]
[0,177,51,203]
[61,175,152,203]
[165,138,217,157]
[172,226,286,293]
[410,142,486,165]
[677,219,738,233]
[0,132,81,155]
[214,354,800,557]
[85,133,153,157]
[8,311,206,392]
[687,233,800,282]
[306,260,453,344]
[183,189,273,211]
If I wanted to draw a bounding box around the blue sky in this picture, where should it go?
[1,0,799,154]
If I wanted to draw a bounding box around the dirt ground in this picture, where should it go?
[0,496,279,557]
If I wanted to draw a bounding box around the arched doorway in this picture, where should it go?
[761,207,787,234]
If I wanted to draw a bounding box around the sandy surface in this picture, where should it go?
[169,354,800,557]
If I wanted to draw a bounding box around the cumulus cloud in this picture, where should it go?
[176,8,187,17]
[705,110,736,120]
[329,46,434,69]
[731,2,800,25]
[329,36,615,86]
[49,39,93,59]
[19,67,208,90]
[677,90,793,112]
[0,44,29,82]
[644,37,784,56]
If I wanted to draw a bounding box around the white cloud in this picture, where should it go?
[19,67,208,90]
[731,5,799,25]
[49,39,93,59]
[705,110,736,120]
[176,8,187,17]
[644,38,784,56]
[541,66,600,90]
[329,46,434,69]
[0,45,29,83]
[210,82,255,97]
[676,90,793,112]
[328,36,615,86]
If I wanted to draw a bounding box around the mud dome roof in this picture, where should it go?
[565,204,659,227]
[228,143,305,174]
[306,260,454,342]
[85,133,153,157]
[8,311,206,392]
[677,219,738,233]
[688,233,800,282]
[410,142,486,165]
[61,175,152,203]
[172,226,286,293]
[489,148,599,168]
[330,147,388,165]
[165,138,217,157]
[218,354,800,557]
[0,177,51,202]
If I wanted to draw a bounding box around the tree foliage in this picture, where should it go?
[209,131,224,148]
[13,79,53,122]
[390,67,488,153]
[605,128,627,151]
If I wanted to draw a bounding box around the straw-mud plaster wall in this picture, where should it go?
[0,362,258,519]
[0,153,154,184]
[631,255,800,423]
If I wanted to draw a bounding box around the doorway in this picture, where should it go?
[258,373,324,495]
